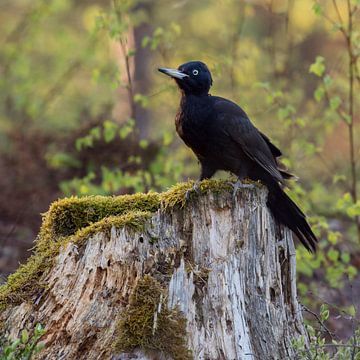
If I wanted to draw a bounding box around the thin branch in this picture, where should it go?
[302,304,335,340]
[345,0,360,241]
[323,68,357,203]
[119,37,136,120]
[307,292,360,326]
[112,0,136,123]
[315,344,360,349]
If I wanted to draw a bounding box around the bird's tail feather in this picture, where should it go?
[267,183,317,252]
[279,169,298,181]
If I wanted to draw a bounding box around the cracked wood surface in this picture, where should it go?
[2,186,306,359]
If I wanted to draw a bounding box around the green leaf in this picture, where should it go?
[339,111,351,124]
[277,105,295,120]
[5,345,13,356]
[341,252,350,264]
[346,201,360,217]
[295,117,306,128]
[75,138,83,151]
[170,22,181,35]
[153,27,164,37]
[320,304,330,321]
[314,86,325,102]
[21,329,29,344]
[307,324,315,337]
[332,174,346,184]
[330,96,341,110]
[323,74,332,86]
[347,265,357,278]
[119,119,134,139]
[10,339,20,350]
[298,282,308,296]
[134,93,149,108]
[336,192,353,210]
[103,120,118,143]
[35,323,45,335]
[163,131,173,146]
[253,82,270,90]
[141,36,150,47]
[309,56,325,77]
[76,135,94,151]
[328,231,340,245]
[139,139,148,149]
[312,2,323,15]
[89,126,101,140]
[327,248,339,262]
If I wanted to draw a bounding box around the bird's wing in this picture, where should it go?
[213,98,284,183]
[259,132,282,158]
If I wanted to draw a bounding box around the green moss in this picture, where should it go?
[113,275,192,360]
[68,211,151,247]
[39,192,160,238]
[0,179,255,312]
[0,242,61,310]
[0,211,151,310]
[161,179,233,208]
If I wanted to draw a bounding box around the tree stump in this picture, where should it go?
[0,180,307,359]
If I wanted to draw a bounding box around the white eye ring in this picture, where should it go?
[192,69,199,75]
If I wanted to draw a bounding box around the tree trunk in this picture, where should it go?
[0,181,307,360]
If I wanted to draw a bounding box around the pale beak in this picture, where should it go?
[158,67,189,79]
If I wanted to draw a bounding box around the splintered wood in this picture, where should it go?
[2,186,306,360]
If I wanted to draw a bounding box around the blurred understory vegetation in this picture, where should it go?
[0,0,359,350]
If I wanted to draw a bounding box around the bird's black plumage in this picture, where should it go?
[158,61,317,251]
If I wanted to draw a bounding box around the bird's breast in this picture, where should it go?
[175,108,216,158]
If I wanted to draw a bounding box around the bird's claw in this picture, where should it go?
[185,181,201,201]
[232,179,254,199]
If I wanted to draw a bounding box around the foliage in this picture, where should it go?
[293,305,360,360]
[0,324,45,360]
[293,325,360,360]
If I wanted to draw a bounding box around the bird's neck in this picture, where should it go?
[181,89,210,98]
[178,92,212,123]
[181,91,211,104]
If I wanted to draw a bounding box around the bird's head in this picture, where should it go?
[158,61,213,95]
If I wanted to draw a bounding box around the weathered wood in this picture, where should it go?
[1,184,307,359]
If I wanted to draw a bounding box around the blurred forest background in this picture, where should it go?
[0,0,359,344]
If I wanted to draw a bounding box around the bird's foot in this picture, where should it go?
[185,181,201,201]
[232,179,254,199]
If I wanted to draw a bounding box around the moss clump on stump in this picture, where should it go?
[38,192,160,242]
[0,179,253,311]
[0,211,151,310]
[113,275,192,360]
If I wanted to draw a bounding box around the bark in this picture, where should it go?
[1,184,307,360]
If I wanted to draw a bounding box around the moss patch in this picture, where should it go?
[0,243,60,310]
[0,179,255,311]
[66,211,151,248]
[0,211,151,310]
[161,179,233,208]
[38,192,160,239]
[113,275,192,360]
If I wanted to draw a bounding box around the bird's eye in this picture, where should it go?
[192,69,199,75]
